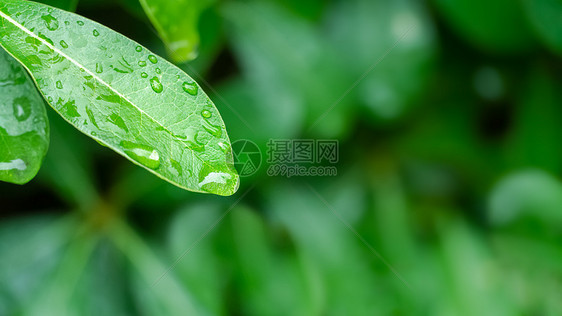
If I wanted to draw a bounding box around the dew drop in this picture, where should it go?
[202,119,222,137]
[218,142,230,153]
[180,130,206,152]
[182,81,198,95]
[141,72,148,78]
[120,141,161,169]
[12,97,31,122]
[108,113,129,132]
[93,29,100,37]
[198,171,233,189]
[148,55,158,64]
[136,46,142,52]
[64,21,70,25]
[56,81,63,89]
[60,40,68,48]
[138,60,147,67]
[155,68,161,74]
[96,63,103,73]
[150,76,163,93]
[77,21,84,26]
[0,159,27,172]
[41,14,59,31]
[47,96,53,102]
[201,110,211,118]
[170,159,183,176]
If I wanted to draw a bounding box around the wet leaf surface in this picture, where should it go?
[0,48,49,184]
[139,0,213,63]
[0,0,239,195]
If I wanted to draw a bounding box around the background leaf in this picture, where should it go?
[0,48,49,185]
[0,0,239,195]
[433,0,536,53]
[522,0,562,56]
[139,0,213,63]
[327,0,436,121]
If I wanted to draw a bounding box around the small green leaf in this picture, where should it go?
[488,169,562,226]
[110,220,203,315]
[139,0,212,63]
[0,0,239,196]
[327,0,437,122]
[434,0,536,53]
[0,48,49,185]
[522,0,562,55]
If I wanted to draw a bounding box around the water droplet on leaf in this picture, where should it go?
[108,113,129,132]
[0,159,27,172]
[148,55,158,64]
[218,142,230,153]
[12,97,31,122]
[96,63,103,73]
[136,46,142,52]
[77,21,84,26]
[202,119,222,137]
[120,141,161,169]
[182,81,198,95]
[198,171,232,188]
[150,76,163,93]
[170,159,182,176]
[141,72,148,78]
[56,81,63,89]
[60,40,68,48]
[41,14,59,31]
[201,110,211,118]
[184,131,206,152]
[156,68,161,74]
[138,60,146,67]
[93,29,100,37]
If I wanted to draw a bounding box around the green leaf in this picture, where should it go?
[437,219,514,315]
[505,67,562,174]
[41,111,99,209]
[26,230,99,316]
[0,0,239,196]
[223,1,348,138]
[110,220,204,315]
[0,215,76,314]
[327,0,436,121]
[168,202,227,315]
[434,0,536,53]
[522,0,562,55]
[33,0,79,11]
[488,169,562,227]
[0,48,49,185]
[139,0,212,63]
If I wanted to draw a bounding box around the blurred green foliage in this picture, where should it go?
[1,0,562,315]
